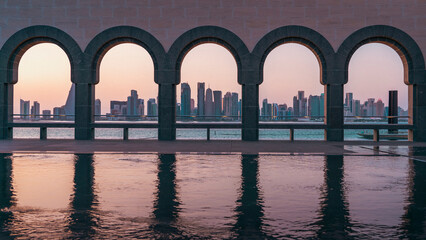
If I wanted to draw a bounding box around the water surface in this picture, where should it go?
[0,150,425,239]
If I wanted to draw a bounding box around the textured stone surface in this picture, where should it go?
[0,0,424,55]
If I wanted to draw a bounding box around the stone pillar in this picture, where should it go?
[409,84,426,141]
[325,84,344,141]
[75,83,94,140]
[0,83,13,139]
[242,84,259,141]
[158,83,176,140]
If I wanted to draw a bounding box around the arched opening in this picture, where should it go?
[14,43,73,139]
[95,43,156,139]
[344,43,407,140]
[260,43,323,140]
[177,43,240,139]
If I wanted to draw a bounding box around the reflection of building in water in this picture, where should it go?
[67,154,99,238]
[0,153,15,237]
[232,155,268,238]
[314,155,352,238]
[400,147,426,238]
[150,154,181,237]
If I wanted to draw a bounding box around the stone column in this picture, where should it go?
[242,84,259,141]
[158,83,176,140]
[325,84,344,141]
[0,83,13,139]
[75,83,94,140]
[409,83,426,141]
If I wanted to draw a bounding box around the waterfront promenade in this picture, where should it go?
[1,139,426,155]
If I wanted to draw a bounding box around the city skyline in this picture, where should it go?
[14,42,408,114]
[19,84,408,121]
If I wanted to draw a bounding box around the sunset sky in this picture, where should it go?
[15,42,406,115]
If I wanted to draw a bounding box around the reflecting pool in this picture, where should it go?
[0,149,425,239]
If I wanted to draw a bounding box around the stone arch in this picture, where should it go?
[0,25,82,139]
[168,26,250,85]
[337,25,426,141]
[253,25,335,85]
[84,26,166,85]
[0,25,82,84]
[337,25,425,85]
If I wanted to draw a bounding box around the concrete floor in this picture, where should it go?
[1,139,426,155]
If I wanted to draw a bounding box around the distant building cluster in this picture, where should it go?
[19,84,80,120]
[344,92,408,117]
[108,90,157,120]
[177,82,241,120]
[261,91,324,120]
[18,84,408,122]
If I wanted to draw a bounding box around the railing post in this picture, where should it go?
[123,128,129,140]
[289,128,294,141]
[40,127,47,140]
[242,84,259,141]
[207,127,210,141]
[325,84,344,141]
[373,129,379,142]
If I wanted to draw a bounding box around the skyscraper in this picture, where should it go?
[190,99,195,114]
[20,99,30,120]
[213,90,222,116]
[320,93,324,117]
[205,87,214,117]
[231,92,238,118]
[53,107,65,120]
[30,101,40,120]
[138,99,144,116]
[223,92,232,116]
[127,90,139,116]
[95,99,101,118]
[345,92,353,114]
[367,98,375,116]
[197,82,205,116]
[181,83,191,116]
[293,96,299,116]
[352,100,361,116]
[260,98,268,117]
[375,99,385,116]
[64,84,75,117]
[308,95,320,117]
[147,98,157,116]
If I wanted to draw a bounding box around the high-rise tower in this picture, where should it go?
[205,88,214,117]
[197,82,205,116]
[181,83,191,116]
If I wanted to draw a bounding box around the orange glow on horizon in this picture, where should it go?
[15,42,408,114]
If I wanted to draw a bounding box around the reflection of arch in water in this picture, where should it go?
[0,153,15,238]
[232,154,268,238]
[150,154,182,237]
[400,147,426,238]
[313,155,352,238]
[67,154,99,238]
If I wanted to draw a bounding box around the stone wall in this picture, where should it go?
[0,0,424,55]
